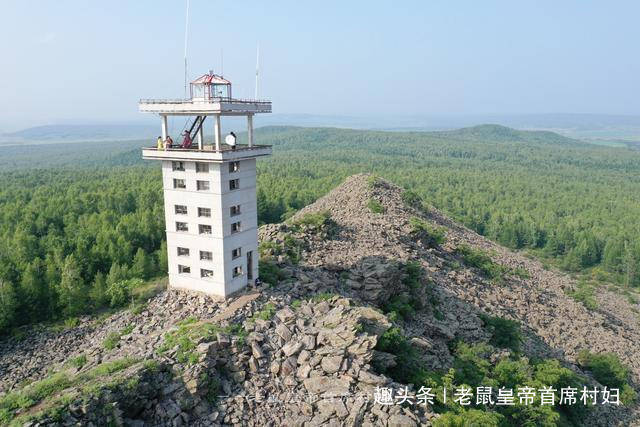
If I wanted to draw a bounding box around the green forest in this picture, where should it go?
[1,124,640,334]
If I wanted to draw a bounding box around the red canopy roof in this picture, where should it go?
[191,73,231,85]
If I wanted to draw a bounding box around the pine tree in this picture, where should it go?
[59,255,87,317]
[0,279,17,333]
[89,271,109,309]
[131,248,152,280]
[106,263,128,286]
[156,241,168,274]
[20,258,49,321]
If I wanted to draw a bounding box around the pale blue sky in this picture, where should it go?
[2,1,639,130]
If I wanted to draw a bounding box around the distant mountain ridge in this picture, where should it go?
[5,112,640,144]
[1,124,157,144]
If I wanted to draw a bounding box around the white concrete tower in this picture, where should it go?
[140,71,271,297]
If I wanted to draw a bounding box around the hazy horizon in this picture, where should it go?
[2,1,640,130]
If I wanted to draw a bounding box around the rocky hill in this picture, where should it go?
[0,174,639,426]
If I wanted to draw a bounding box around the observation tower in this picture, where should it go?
[141,71,272,297]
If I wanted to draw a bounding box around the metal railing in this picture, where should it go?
[139,97,271,105]
[143,144,271,153]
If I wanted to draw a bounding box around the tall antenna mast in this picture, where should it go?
[183,0,190,98]
[255,43,260,99]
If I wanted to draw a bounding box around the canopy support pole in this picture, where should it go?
[161,115,168,140]
[247,114,254,147]
[214,114,221,151]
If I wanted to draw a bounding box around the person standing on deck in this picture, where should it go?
[156,136,163,150]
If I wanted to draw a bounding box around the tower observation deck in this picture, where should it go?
[141,71,272,297]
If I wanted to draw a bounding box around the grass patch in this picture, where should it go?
[567,279,599,310]
[311,292,337,302]
[158,319,246,365]
[103,324,134,350]
[68,355,87,370]
[250,303,277,322]
[367,198,384,214]
[0,357,139,424]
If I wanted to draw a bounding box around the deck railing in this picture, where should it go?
[144,144,271,153]
[139,97,271,105]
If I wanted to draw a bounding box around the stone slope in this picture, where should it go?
[1,173,639,425]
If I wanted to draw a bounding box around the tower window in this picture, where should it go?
[196,162,209,173]
[233,266,243,277]
[198,207,211,217]
[173,178,186,189]
[230,205,241,216]
[232,247,242,259]
[229,179,239,191]
[176,222,188,232]
[200,251,212,261]
[199,224,212,235]
[177,247,189,256]
[197,180,210,191]
[178,265,190,274]
[172,161,185,171]
[231,221,241,234]
[229,161,240,173]
[201,269,214,279]
[175,205,187,215]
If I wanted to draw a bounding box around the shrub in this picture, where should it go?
[480,314,522,352]
[258,260,286,286]
[409,217,446,247]
[455,245,508,282]
[106,278,144,308]
[577,350,637,404]
[433,409,504,427]
[367,199,384,214]
[382,293,416,321]
[367,175,380,188]
[402,260,423,289]
[402,190,422,208]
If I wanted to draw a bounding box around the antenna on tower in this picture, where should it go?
[254,43,260,99]
[220,48,224,76]
[183,0,190,99]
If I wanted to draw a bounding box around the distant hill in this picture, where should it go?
[433,124,583,145]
